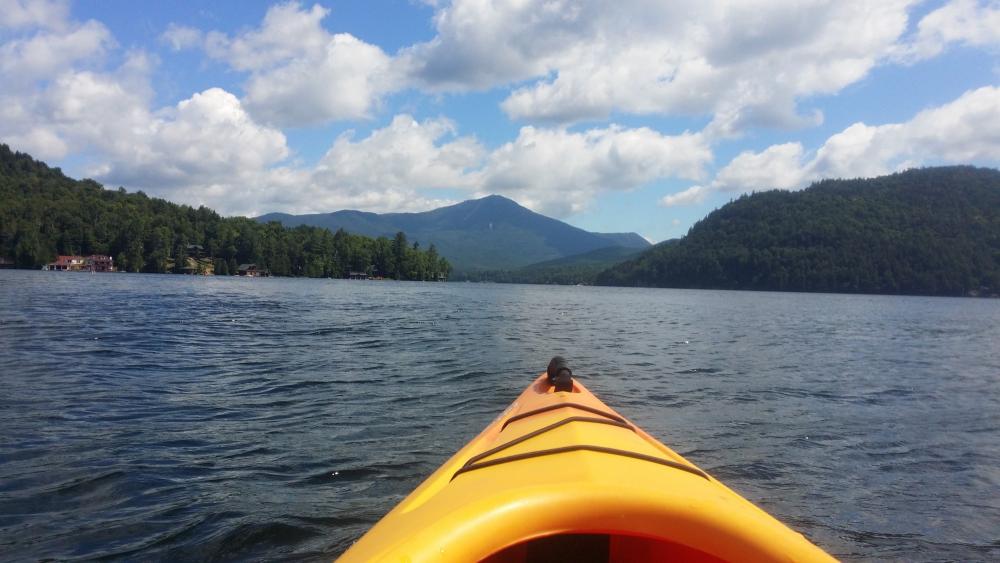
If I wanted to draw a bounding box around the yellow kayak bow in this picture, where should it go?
[338,359,834,562]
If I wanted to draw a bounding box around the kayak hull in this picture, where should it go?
[337,374,834,562]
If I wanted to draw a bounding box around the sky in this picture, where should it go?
[1,0,998,242]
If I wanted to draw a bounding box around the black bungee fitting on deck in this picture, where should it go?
[547,356,574,392]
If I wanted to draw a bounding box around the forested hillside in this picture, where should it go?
[597,167,1000,296]
[0,145,449,279]
[457,245,643,285]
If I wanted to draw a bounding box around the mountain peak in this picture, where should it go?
[257,194,651,272]
[466,193,523,209]
[476,194,524,207]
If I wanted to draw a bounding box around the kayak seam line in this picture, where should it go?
[451,445,709,481]
[463,416,634,468]
[500,403,627,430]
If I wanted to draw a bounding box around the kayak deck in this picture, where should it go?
[337,370,834,562]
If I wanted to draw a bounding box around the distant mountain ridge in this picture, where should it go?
[457,245,645,285]
[597,166,1000,297]
[258,195,650,272]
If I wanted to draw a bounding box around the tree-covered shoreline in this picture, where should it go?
[597,166,1000,297]
[454,245,644,285]
[0,145,450,280]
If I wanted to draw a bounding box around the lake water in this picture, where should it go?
[0,270,998,561]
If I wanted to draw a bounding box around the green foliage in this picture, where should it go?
[457,245,642,285]
[0,145,449,280]
[596,167,1000,297]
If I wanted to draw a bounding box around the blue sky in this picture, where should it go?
[1,0,998,242]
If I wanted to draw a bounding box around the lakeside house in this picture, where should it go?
[44,255,115,272]
[237,263,270,277]
[86,255,114,272]
[348,271,370,280]
[44,255,85,271]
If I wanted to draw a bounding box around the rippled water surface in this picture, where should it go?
[1,270,998,561]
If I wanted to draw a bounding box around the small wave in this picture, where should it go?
[710,461,786,482]
[38,469,127,497]
[294,458,429,487]
[440,370,493,383]
[295,467,380,485]
[167,520,320,562]
[222,446,281,460]
[645,393,696,407]
[289,514,372,527]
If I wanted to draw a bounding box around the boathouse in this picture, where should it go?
[84,255,114,272]
[237,263,270,277]
[46,255,85,271]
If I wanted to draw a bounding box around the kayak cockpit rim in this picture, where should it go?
[500,402,627,430]
[452,444,709,481]
[455,411,709,481]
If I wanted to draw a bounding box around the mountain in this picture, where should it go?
[523,245,646,271]
[257,195,651,272]
[459,245,645,285]
[596,166,1000,297]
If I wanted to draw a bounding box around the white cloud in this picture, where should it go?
[808,86,1000,178]
[215,117,714,218]
[242,33,398,126]
[197,2,400,127]
[0,18,113,85]
[0,3,117,158]
[203,2,331,71]
[317,114,483,192]
[712,143,808,192]
[4,0,717,219]
[404,0,915,132]
[83,92,453,218]
[39,68,153,154]
[7,0,998,225]
[247,170,457,218]
[0,4,293,210]
[153,116,712,218]
[100,88,289,189]
[661,85,1000,203]
[144,0,997,139]
[167,115,475,217]
[160,23,202,51]
[0,0,69,30]
[894,0,1000,62]
[478,125,711,216]
[163,0,935,133]
[399,0,590,91]
[660,186,709,207]
[2,2,715,219]
[2,62,294,213]
[38,104,474,217]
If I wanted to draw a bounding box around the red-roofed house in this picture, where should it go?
[47,255,85,271]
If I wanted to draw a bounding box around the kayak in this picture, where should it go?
[337,358,835,562]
